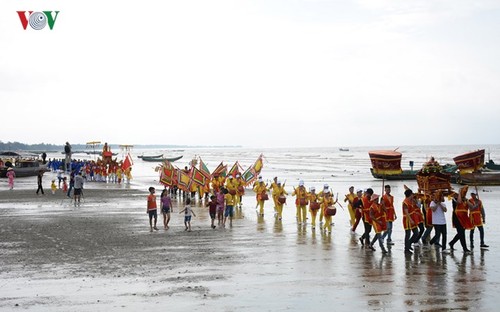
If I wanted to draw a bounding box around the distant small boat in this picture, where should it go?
[339,148,349,152]
[140,155,183,162]
[485,159,500,171]
[138,154,163,159]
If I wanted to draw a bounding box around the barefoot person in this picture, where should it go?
[160,188,173,230]
[146,187,159,232]
[179,198,196,231]
[73,172,84,207]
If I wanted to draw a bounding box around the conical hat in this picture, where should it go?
[459,186,469,198]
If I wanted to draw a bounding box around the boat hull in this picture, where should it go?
[140,155,183,162]
[456,172,500,186]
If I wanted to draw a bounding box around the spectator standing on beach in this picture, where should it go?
[206,195,217,229]
[468,192,489,250]
[67,171,75,198]
[36,170,45,195]
[147,187,159,232]
[56,167,64,188]
[6,168,15,190]
[64,142,72,173]
[179,197,196,231]
[160,188,173,230]
[381,185,396,245]
[344,186,356,228]
[73,172,84,207]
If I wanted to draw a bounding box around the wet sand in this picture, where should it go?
[0,180,498,311]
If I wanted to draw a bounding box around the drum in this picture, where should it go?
[229,189,236,195]
[310,202,320,210]
[325,206,337,216]
[278,195,287,204]
[261,193,269,201]
[299,198,308,206]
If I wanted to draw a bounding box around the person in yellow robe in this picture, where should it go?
[268,176,280,214]
[253,176,268,216]
[308,187,320,229]
[274,180,288,220]
[344,186,356,227]
[292,180,308,225]
[320,190,336,233]
[225,175,238,204]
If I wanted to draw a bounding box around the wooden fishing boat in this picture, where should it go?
[138,154,163,159]
[368,150,403,176]
[456,172,500,186]
[140,155,183,162]
[485,159,500,171]
[0,159,49,178]
[453,149,485,173]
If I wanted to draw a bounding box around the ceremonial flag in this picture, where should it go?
[159,160,176,186]
[228,161,243,177]
[242,165,256,184]
[253,154,264,174]
[190,166,207,187]
[199,157,211,179]
[242,154,264,185]
[177,168,191,191]
[212,162,227,178]
[121,153,133,171]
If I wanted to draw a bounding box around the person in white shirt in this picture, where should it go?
[429,191,448,252]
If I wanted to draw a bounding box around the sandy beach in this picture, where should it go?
[1,149,499,311]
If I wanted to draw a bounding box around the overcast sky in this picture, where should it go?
[1,0,499,148]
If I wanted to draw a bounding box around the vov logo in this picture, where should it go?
[17,11,60,30]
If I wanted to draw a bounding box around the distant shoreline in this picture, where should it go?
[0,142,242,153]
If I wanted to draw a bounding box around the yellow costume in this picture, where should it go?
[292,182,308,224]
[274,183,288,220]
[308,189,320,228]
[344,188,356,227]
[253,179,268,216]
[320,192,335,233]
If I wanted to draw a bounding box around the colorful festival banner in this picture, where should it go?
[121,153,133,171]
[177,168,191,191]
[190,166,208,187]
[199,157,211,179]
[159,160,176,186]
[212,162,227,178]
[368,150,403,175]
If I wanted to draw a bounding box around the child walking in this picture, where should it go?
[51,180,57,195]
[206,195,217,229]
[179,198,196,231]
[146,187,159,232]
[160,188,173,230]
